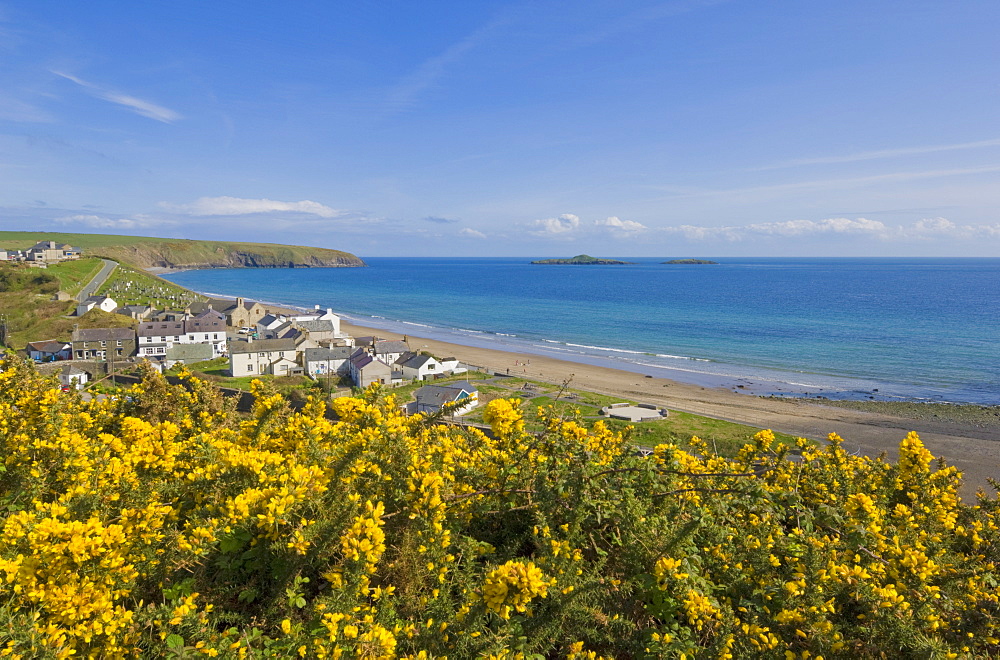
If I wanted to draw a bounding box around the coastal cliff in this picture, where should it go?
[92,242,365,270]
[0,231,365,269]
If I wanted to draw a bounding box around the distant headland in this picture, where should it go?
[0,231,365,270]
[531,254,635,265]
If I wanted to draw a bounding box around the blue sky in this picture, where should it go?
[2,1,1000,256]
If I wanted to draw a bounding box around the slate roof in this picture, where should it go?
[304,347,353,363]
[373,340,408,355]
[26,340,69,354]
[399,353,437,369]
[71,328,135,342]
[185,312,225,333]
[138,321,185,337]
[296,319,337,333]
[229,338,296,354]
[414,381,476,408]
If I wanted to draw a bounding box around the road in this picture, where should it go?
[76,259,117,302]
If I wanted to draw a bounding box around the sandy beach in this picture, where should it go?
[338,318,1000,499]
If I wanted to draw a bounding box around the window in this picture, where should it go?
[100,341,106,347]
[248,364,254,373]
[116,340,122,346]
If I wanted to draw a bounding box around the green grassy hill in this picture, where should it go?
[0,231,365,269]
[0,261,136,348]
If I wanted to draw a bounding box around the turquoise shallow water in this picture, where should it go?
[164,257,1000,405]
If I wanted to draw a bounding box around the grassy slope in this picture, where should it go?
[44,257,105,296]
[0,231,364,269]
[0,262,136,348]
[97,263,205,308]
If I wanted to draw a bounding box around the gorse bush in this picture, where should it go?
[0,357,997,658]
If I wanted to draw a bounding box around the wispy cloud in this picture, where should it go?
[167,196,344,218]
[659,216,1000,242]
[459,227,487,238]
[568,0,730,48]
[51,70,181,123]
[656,165,1000,200]
[758,138,1000,170]
[661,217,890,241]
[424,215,459,224]
[56,213,156,229]
[382,14,511,115]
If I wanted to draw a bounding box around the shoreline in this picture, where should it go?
[337,317,1000,498]
[180,288,1000,498]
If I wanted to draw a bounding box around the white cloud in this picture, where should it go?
[744,217,889,237]
[659,216,1000,243]
[760,138,1000,170]
[55,214,153,229]
[52,70,181,123]
[909,217,1000,239]
[528,213,581,236]
[661,217,890,242]
[459,227,487,238]
[169,196,343,218]
[655,165,1000,201]
[596,216,646,234]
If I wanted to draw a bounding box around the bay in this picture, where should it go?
[163,257,1000,405]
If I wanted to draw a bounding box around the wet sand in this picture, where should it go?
[338,318,1000,500]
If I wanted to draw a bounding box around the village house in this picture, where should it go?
[184,309,227,356]
[406,381,479,416]
[76,295,118,317]
[25,340,72,362]
[396,352,443,381]
[371,339,409,365]
[71,327,137,361]
[59,364,90,390]
[137,320,185,358]
[348,348,396,388]
[116,304,155,320]
[26,241,81,263]
[191,297,267,329]
[229,338,299,376]
[255,313,287,335]
[303,346,354,379]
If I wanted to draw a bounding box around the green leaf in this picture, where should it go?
[166,634,184,649]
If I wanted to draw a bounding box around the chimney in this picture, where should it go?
[237,297,244,307]
[314,304,320,310]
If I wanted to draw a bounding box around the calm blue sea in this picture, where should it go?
[164,258,1000,405]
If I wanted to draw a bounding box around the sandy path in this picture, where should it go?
[340,320,1000,500]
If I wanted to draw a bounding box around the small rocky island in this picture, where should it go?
[662,258,719,265]
[532,254,635,265]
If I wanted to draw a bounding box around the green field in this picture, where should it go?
[45,258,105,296]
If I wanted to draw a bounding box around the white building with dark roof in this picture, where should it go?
[229,338,300,376]
[76,295,118,317]
[304,346,354,378]
[397,353,443,381]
